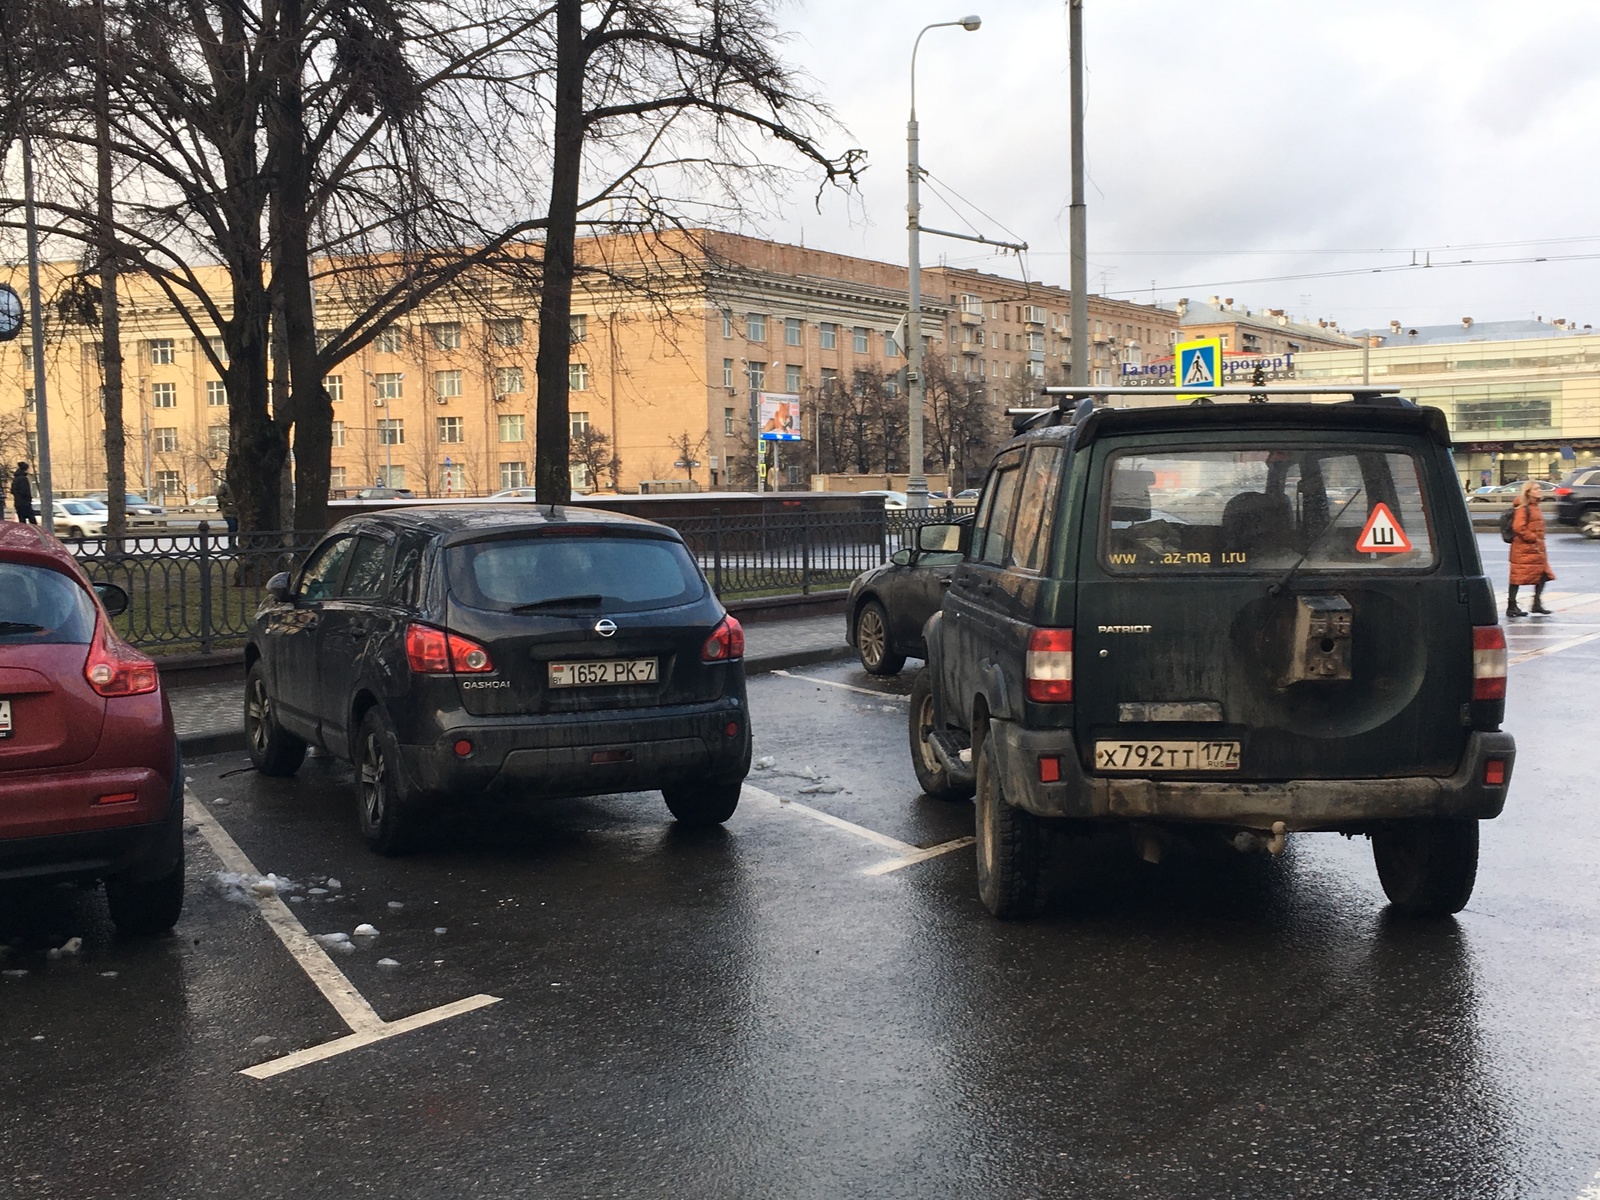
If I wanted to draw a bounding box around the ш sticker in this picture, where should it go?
[1355,503,1413,554]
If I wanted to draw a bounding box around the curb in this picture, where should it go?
[177,641,856,760]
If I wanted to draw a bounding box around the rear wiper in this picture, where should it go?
[1268,489,1365,596]
[0,622,45,634]
[509,594,604,613]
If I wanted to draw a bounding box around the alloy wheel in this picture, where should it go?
[246,678,270,754]
[858,607,887,668]
[360,733,387,828]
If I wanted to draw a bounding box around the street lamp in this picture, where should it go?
[906,14,981,509]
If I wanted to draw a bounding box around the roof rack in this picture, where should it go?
[1005,385,1412,432]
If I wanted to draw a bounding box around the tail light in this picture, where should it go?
[405,623,494,674]
[1025,628,1073,702]
[1472,625,1507,700]
[1554,487,1573,497]
[85,619,159,697]
[701,614,745,662]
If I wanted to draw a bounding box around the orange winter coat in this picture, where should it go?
[1509,500,1554,586]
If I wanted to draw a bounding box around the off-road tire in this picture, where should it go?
[662,779,742,827]
[909,668,973,801]
[105,850,185,935]
[356,708,418,856]
[1372,819,1479,917]
[854,600,906,676]
[1579,509,1600,539]
[245,662,307,777]
[974,736,1043,918]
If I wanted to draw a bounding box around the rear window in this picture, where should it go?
[1102,445,1436,574]
[0,563,99,645]
[447,536,706,613]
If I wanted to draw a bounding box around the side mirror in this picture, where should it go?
[265,571,293,603]
[917,523,964,554]
[890,547,913,566]
[95,582,130,617]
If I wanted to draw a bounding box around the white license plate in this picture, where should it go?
[548,659,658,688]
[1094,739,1241,772]
[0,699,11,739]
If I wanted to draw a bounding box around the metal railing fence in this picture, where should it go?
[56,504,975,656]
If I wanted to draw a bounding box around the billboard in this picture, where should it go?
[758,392,801,441]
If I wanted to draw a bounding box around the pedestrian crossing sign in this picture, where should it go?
[1175,337,1222,400]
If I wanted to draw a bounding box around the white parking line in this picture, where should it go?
[186,794,501,1080]
[770,669,910,701]
[740,783,971,875]
[1510,631,1600,665]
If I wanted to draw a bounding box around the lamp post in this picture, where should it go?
[906,14,981,509]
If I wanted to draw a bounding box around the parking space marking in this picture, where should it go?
[769,669,910,701]
[187,793,501,1080]
[1510,630,1600,665]
[740,783,972,875]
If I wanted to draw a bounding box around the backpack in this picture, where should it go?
[1499,506,1517,544]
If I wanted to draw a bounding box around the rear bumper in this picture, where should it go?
[398,696,752,802]
[0,758,183,885]
[990,721,1514,829]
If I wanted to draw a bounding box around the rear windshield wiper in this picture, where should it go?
[509,594,604,613]
[0,622,45,634]
[1268,489,1365,596]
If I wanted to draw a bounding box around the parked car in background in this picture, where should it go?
[352,487,417,500]
[52,500,110,539]
[1554,466,1600,538]
[857,490,908,510]
[487,487,539,500]
[85,492,167,518]
[846,521,969,675]
[243,506,752,853]
[0,523,184,934]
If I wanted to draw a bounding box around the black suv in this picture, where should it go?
[244,506,751,851]
[910,390,1514,919]
[1553,466,1600,538]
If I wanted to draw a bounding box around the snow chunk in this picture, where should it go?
[386,901,404,910]
[433,927,447,935]
[352,924,379,938]
[753,756,776,770]
[376,958,400,969]
[209,871,297,906]
[46,937,83,959]
[313,932,350,948]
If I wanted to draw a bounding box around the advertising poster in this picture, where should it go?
[758,392,801,441]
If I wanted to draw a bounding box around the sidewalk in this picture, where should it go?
[169,610,852,756]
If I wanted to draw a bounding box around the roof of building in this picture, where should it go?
[1347,318,1590,347]
[1169,298,1357,345]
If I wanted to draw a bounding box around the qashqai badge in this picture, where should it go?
[595,618,617,637]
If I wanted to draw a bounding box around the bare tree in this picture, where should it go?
[569,424,620,493]
[924,359,999,492]
[667,429,707,485]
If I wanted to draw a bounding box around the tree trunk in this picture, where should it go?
[94,0,126,539]
[533,0,585,504]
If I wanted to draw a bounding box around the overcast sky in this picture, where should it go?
[759,0,1600,332]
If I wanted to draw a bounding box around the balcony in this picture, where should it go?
[958,310,984,326]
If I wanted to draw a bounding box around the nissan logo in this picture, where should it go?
[594,618,617,637]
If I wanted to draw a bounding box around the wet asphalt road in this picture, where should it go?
[4,531,1600,1199]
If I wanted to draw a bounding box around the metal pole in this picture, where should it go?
[20,116,54,514]
[906,84,927,507]
[1068,0,1088,388]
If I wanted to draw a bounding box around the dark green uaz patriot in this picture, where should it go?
[909,387,1514,919]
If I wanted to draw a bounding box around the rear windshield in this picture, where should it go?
[1102,445,1436,573]
[447,535,706,613]
[0,563,99,644]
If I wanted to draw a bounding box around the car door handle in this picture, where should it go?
[938,576,953,587]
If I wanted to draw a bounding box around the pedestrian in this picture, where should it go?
[215,474,238,535]
[1507,479,1554,618]
[10,462,36,524]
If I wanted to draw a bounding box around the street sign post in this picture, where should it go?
[1175,337,1222,401]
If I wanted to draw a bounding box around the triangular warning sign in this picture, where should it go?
[1355,502,1413,553]
[1182,350,1214,387]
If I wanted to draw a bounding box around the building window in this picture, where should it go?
[435,369,463,400]
[495,366,524,395]
[569,362,590,391]
[960,294,982,316]
[1026,360,1044,379]
[820,366,837,391]
[439,462,465,492]
[785,364,802,392]
[375,327,404,354]
[853,326,869,353]
[20,344,32,370]
[151,382,177,408]
[436,415,464,444]
[23,388,35,412]
[723,358,734,389]
[491,318,523,347]
[747,313,767,342]
[316,328,338,351]
[721,309,733,338]
[329,466,346,492]
[374,372,403,401]
[208,424,229,451]
[570,410,590,436]
[326,375,343,402]
[1022,304,1047,324]
[785,317,802,346]
[884,331,898,357]
[498,413,525,442]
[377,418,404,445]
[724,407,735,435]
[155,469,181,498]
[378,465,405,488]
[1028,331,1045,352]
[153,426,179,453]
[499,461,527,489]
[570,314,588,343]
[428,322,461,351]
[149,338,175,365]
[748,362,765,391]
[819,322,837,350]
[331,421,345,448]
[208,336,229,363]
[571,462,591,492]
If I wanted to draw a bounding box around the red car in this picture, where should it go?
[0,522,183,934]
